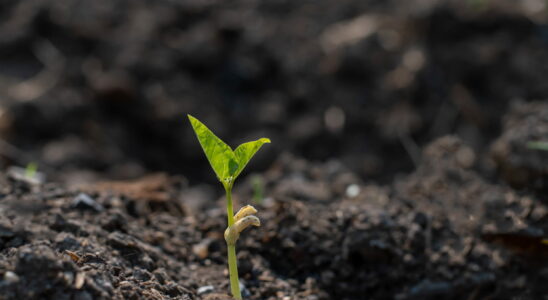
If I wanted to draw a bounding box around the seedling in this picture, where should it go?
[25,162,38,178]
[527,141,548,151]
[251,175,265,205]
[188,115,270,299]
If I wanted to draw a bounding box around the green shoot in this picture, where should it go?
[527,141,548,151]
[25,162,38,178]
[188,115,270,299]
[251,175,264,205]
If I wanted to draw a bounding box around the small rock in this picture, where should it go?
[72,193,104,212]
[74,272,85,289]
[240,281,250,298]
[345,184,361,198]
[3,271,19,283]
[192,239,211,259]
[197,285,215,295]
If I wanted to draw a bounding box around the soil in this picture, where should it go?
[1,0,548,299]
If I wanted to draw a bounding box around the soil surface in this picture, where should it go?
[1,0,548,299]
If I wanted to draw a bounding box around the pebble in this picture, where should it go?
[197,285,214,295]
[74,272,85,289]
[72,193,104,212]
[192,239,211,259]
[345,184,360,198]
[4,271,19,283]
[240,281,250,298]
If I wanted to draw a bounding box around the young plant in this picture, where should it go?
[25,162,38,178]
[527,141,548,151]
[188,115,270,299]
[251,175,265,205]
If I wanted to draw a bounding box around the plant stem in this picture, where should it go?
[226,184,235,226]
[225,184,242,299]
[228,244,241,299]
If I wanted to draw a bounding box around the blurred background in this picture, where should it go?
[0,0,547,187]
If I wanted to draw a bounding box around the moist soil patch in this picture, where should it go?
[1,130,547,299]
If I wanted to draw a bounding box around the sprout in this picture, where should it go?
[188,115,270,299]
[25,162,38,178]
[251,175,265,205]
[527,141,548,151]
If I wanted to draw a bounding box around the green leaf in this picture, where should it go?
[188,115,271,186]
[233,138,271,179]
[527,141,548,151]
[188,115,239,182]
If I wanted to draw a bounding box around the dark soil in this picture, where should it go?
[1,0,548,299]
[1,131,548,299]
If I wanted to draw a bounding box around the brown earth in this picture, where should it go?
[1,121,547,299]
